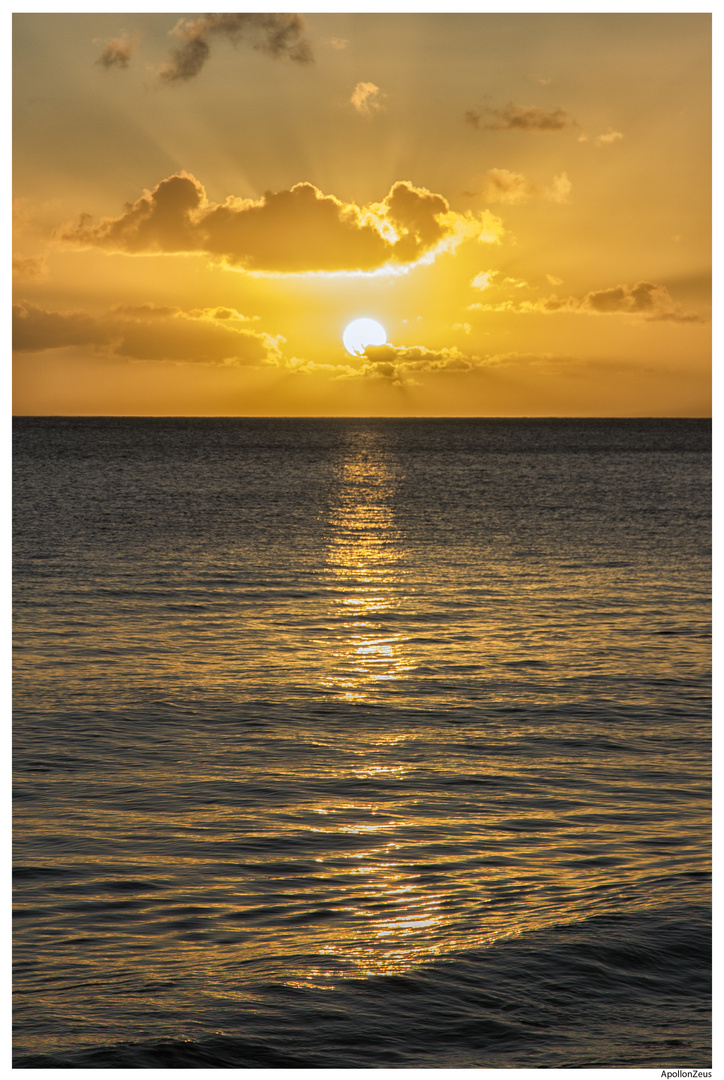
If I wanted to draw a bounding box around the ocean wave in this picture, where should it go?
[14,904,710,1069]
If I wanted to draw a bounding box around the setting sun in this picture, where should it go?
[343,318,387,356]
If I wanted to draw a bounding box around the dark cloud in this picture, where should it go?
[58,173,498,273]
[466,102,576,132]
[364,344,471,370]
[581,281,674,316]
[114,318,269,364]
[12,255,46,282]
[201,182,388,271]
[96,33,140,70]
[383,183,448,260]
[346,344,476,382]
[472,280,701,322]
[60,173,206,254]
[109,303,182,319]
[579,281,701,322]
[13,301,277,364]
[159,13,313,84]
[13,302,108,351]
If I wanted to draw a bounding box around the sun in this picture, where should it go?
[343,318,387,356]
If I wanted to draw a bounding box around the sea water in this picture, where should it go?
[13,417,711,1068]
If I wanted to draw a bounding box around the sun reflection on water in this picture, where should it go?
[320,437,415,701]
[296,438,457,977]
[310,851,453,978]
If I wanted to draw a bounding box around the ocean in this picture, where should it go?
[12,417,711,1069]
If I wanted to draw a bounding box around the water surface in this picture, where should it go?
[13,418,711,1067]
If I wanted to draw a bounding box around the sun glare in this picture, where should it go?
[343,318,387,356]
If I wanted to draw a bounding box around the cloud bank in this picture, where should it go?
[13,301,279,364]
[470,281,700,322]
[158,13,313,83]
[328,343,477,384]
[58,173,503,274]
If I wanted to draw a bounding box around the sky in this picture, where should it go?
[12,11,711,416]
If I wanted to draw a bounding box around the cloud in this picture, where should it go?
[549,173,572,202]
[158,13,313,84]
[13,301,279,364]
[12,255,46,282]
[595,129,624,147]
[58,173,503,274]
[110,302,257,322]
[113,318,274,364]
[466,102,576,132]
[13,302,107,351]
[580,281,698,320]
[336,343,478,383]
[289,343,632,387]
[366,344,473,370]
[351,81,384,116]
[60,173,206,254]
[471,168,571,204]
[471,281,701,322]
[109,303,182,319]
[578,128,624,146]
[471,270,498,291]
[96,33,141,69]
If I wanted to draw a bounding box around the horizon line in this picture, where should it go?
[11,414,713,421]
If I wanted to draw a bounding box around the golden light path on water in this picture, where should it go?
[285,434,441,980]
[321,443,414,701]
[281,433,466,983]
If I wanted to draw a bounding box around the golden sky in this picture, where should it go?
[12,12,711,416]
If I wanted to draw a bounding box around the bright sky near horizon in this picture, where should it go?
[12,12,711,416]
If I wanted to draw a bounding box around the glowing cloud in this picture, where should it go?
[335,343,477,383]
[58,173,503,274]
[595,129,624,146]
[471,270,498,290]
[351,82,384,116]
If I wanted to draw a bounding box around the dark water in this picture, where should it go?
[13,417,711,1068]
